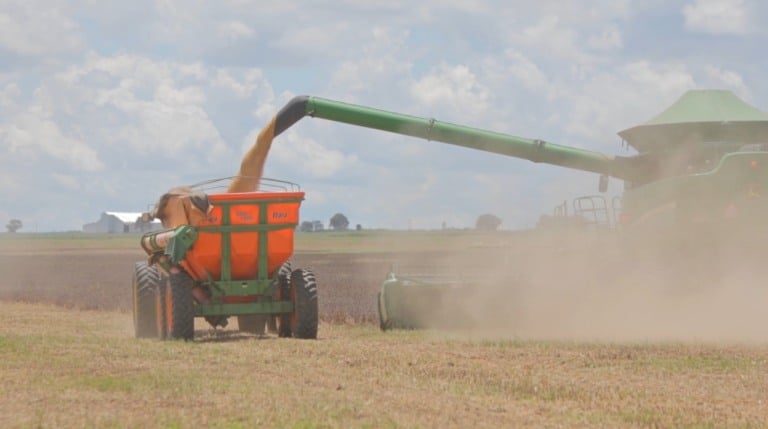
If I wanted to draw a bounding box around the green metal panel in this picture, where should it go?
[378,274,475,330]
[622,152,768,228]
[166,226,198,264]
[196,301,294,317]
[196,195,303,284]
[304,97,621,178]
[189,195,303,318]
[619,90,768,150]
[641,90,768,125]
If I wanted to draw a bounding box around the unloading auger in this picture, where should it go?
[257,91,768,330]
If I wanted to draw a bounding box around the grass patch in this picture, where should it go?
[2,303,768,428]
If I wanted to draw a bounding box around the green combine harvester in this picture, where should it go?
[260,89,768,330]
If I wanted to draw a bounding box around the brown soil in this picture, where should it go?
[0,246,455,323]
[2,231,767,344]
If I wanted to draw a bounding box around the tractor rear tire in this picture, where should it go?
[163,271,195,341]
[289,268,318,339]
[132,261,162,339]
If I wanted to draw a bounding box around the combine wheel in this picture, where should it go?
[132,261,162,338]
[288,268,318,339]
[163,271,195,341]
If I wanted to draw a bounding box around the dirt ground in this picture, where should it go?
[0,242,485,325]
[0,248,383,322]
[3,233,768,427]
[2,230,768,344]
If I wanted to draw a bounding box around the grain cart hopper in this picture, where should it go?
[132,178,318,341]
[223,90,768,330]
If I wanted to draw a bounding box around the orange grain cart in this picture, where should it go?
[132,180,318,341]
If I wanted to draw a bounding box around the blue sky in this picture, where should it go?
[1,0,767,232]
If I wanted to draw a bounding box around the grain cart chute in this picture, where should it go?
[252,90,768,330]
[132,178,318,341]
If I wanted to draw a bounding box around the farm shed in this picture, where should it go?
[83,212,162,234]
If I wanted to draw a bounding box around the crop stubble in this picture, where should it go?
[1,234,768,427]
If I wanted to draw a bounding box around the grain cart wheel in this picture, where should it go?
[164,271,195,341]
[276,262,293,338]
[132,261,162,338]
[288,268,318,339]
[155,279,167,339]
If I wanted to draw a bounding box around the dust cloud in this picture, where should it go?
[402,226,768,345]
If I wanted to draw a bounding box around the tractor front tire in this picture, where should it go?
[132,261,162,339]
[289,268,318,339]
[163,271,195,341]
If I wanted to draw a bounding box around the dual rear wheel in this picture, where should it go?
[131,262,194,341]
[133,261,317,341]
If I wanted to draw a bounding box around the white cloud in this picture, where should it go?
[623,61,696,94]
[0,83,21,110]
[502,50,551,93]
[683,0,748,35]
[51,173,81,190]
[218,21,254,42]
[563,62,696,143]
[587,25,623,51]
[410,64,491,117]
[0,0,83,57]
[0,170,21,196]
[330,27,413,97]
[262,130,358,179]
[0,112,104,171]
[704,66,747,95]
[45,54,279,163]
[1,1,767,231]
[213,69,268,98]
[512,15,592,64]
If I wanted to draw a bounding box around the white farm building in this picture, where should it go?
[83,212,162,234]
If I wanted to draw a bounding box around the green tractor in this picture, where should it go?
[257,89,768,329]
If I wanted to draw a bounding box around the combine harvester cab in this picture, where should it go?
[132,178,318,341]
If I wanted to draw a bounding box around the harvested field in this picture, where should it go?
[1,231,768,427]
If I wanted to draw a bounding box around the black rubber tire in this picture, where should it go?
[132,261,161,338]
[276,262,293,338]
[164,271,195,341]
[377,291,390,332]
[289,268,318,339]
[155,279,167,339]
[238,315,267,334]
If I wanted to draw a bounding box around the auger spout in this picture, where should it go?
[269,95,639,181]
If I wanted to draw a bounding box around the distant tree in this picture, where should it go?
[475,214,502,231]
[329,213,349,231]
[5,219,22,233]
[312,220,324,231]
[299,221,314,232]
[355,224,362,231]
